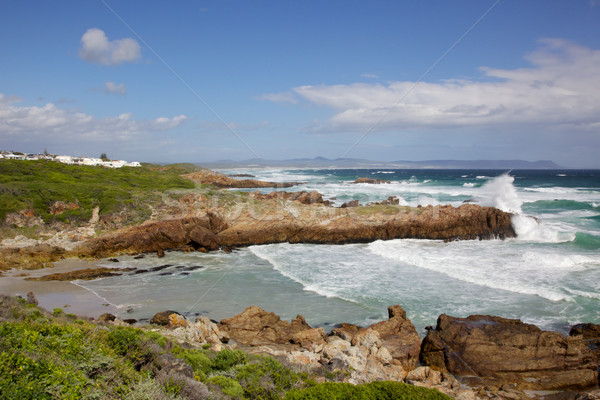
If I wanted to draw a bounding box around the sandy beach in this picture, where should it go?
[0,258,119,318]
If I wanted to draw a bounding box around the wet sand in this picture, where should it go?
[0,258,119,318]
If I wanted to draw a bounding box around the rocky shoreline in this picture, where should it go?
[94,303,599,400]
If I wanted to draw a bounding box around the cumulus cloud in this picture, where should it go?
[290,39,600,132]
[79,28,141,66]
[104,81,127,95]
[0,94,186,143]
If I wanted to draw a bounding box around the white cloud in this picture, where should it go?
[255,91,298,104]
[0,94,186,143]
[104,81,127,95]
[292,39,600,132]
[79,28,141,66]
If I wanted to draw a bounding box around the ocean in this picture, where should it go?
[78,169,600,335]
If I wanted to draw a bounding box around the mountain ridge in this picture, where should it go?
[197,157,562,169]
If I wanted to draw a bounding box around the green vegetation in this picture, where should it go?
[355,204,401,215]
[0,295,452,400]
[0,159,196,226]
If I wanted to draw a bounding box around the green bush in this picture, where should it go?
[284,381,453,400]
[235,355,301,400]
[207,375,244,398]
[211,348,248,371]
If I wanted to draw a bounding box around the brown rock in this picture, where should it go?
[182,170,299,189]
[74,215,223,258]
[26,291,38,305]
[353,177,391,184]
[290,327,326,352]
[368,305,421,371]
[48,201,79,215]
[28,267,121,281]
[219,306,312,346]
[331,323,361,342]
[150,310,185,326]
[97,313,116,323]
[420,314,598,390]
[340,199,359,208]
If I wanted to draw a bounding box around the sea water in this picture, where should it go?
[78,169,600,335]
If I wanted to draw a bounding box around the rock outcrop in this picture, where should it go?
[249,190,326,205]
[216,203,515,247]
[353,177,391,184]
[420,314,599,390]
[182,170,299,188]
[74,214,224,258]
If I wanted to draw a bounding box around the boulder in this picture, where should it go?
[367,305,421,370]
[420,314,598,390]
[290,327,326,353]
[218,306,311,346]
[353,177,391,184]
[150,310,185,327]
[97,313,116,323]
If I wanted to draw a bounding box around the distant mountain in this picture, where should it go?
[198,157,562,170]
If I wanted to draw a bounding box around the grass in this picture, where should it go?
[355,204,401,215]
[0,295,453,400]
[0,160,195,227]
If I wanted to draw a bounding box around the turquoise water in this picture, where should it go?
[79,169,600,335]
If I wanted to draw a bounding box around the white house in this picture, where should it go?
[82,157,103,166]
[55,155,73,164]
[126,161,141,167]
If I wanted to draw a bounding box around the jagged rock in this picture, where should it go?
[216,204,515,247]
[250,190,325,205]
[367,305,421,371]
[290,327,326,353]
[74,214,224,258]
[150,310,185,326]
[571,323,600,359]
[218,306,311,346]
[331,323,360,342]
[350,328,382,352]
[420,314,598,391]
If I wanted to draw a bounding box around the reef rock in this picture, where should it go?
[420,314,598,390]
[353,177,391,184]
[74,214,223,258]
[182,170,299,188]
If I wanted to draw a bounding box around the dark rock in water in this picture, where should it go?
[26,291,38,305]
[158,272,172,276]
[28,267,121,281]
[122,319,137,325]
[150,264,172,272]
[133,269,149,275]
[133,254,145,259]
[150,310,184,326]
[157,248,165,258]
[180,272,190,276]
[420,314,598,390]
[177,265,204,272]
[97,313,116,323]
[108,258,119,262]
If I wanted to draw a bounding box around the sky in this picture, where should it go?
[1,1,600,167]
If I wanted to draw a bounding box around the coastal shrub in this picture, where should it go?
[211,348,248,371]
[207,375,244,398]
[234,355,301,399]
[284,381,453,400]
[0,159,194,225]
[171,347,212,380]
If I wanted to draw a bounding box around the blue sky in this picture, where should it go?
[1,1,600,167]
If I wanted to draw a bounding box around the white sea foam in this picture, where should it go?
[477,174,522,213]
[367,239,574,302]
[463,182,475,187]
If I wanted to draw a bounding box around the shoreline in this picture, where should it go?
[0,258,119,318]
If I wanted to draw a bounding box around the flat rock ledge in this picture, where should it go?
[97,305,600,400]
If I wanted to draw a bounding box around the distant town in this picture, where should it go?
[0,151,141,168]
